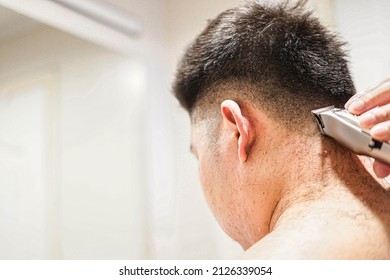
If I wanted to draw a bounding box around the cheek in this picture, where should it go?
[198,155,233,214]
[198,157,246,243]
[198,154,220,207]
[198,159,214,198]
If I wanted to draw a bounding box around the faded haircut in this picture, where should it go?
[172,0,355,129]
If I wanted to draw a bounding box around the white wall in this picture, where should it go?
[0,73,53,259]
[0,25,150,259]
[334,0,390,92]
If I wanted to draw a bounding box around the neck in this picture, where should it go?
[268,134,389,232]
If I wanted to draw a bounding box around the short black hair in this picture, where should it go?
[172,0,355,128]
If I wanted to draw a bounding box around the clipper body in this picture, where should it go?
[311,106,390,165]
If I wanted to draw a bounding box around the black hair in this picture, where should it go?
[172,0,355,128]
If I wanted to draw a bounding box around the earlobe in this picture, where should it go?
[221,100,254,162]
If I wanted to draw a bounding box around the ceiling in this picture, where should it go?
[0,6,42,41]
[0,1,140,54]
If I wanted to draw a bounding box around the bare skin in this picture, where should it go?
[191,99,390,259]
[346,77,390,177]
[241,147,390,259]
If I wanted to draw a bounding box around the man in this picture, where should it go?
[172,1,390,259]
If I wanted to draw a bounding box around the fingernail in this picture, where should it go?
[359,113,376,126]
[371,124,390,139]
[348,100,365,113]
[345,97,356,109]
[374,161,390,178]
[345,92,366,109]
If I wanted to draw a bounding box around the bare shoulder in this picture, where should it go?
[239,229,305,259]
[239,207,390,260]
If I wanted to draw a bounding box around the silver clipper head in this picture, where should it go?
[311,106,390,165]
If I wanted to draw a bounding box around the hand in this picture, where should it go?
[345,77,390,178]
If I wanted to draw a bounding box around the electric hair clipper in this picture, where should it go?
[311,106,390,165]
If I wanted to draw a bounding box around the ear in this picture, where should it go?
[220,100,255,162]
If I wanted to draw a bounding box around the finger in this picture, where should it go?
[358,104,390,128]
[347,77,390,115]
[373,159,390,178]
[345,91,367,109]
[344,79,389,108]
[369,120,390,142]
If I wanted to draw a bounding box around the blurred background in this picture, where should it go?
[0,0,389,259]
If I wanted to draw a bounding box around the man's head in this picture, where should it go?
[172,0,355,247]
